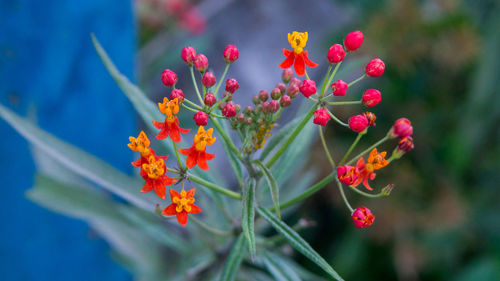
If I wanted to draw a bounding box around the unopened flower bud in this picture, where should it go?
[181,46,197,66]
[390,118,413,138]
[223,91,233,102]
[381,184,394,196]
[246,117,252,124]
[282,68,294,84]
[331,80,348,96]
[289,77,301,88]
[193,111,208,126]
[235,104,241,113]
[365,58,385,77]
[280,95,291,107]
[349,114,369,133]
[313,108,330,126]
[299,80,317,98]
[327,44,345,64]
[398,136,414,152]
[344,31,364,52]
[218,102,226,110]
[225,78,239,93]
[363,112,377,127]
[276,83,286,94]
[261,101,270,114]
[170,89,185,102]
[202,72,216,88]
[362,89,382,107]
[269,100,280,113]
[244,105,254,114]
[337,165,359,186]
[204,93,216,107]
[258,90,269,102]
[271,88,281,100]
[237,113,245,123]
[222,102,237,117]
[161,69,177,87]
[223,44,239,63]
[252,95,260,105]
[194,54,208,72]
[287,85,299,98]
[352,206,374,228]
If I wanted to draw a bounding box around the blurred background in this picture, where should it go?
[1,0,499,280]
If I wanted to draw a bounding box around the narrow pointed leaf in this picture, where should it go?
[219,234,246,281]
[257,207,344,281]
[260,251,301,281]
[241,179,256,259]
[259,115,301,161]
[254,160,280,219]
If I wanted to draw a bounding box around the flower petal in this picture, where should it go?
[153,181,166,199]
[294,53,305,76]
[303,51,319,67]
[189,204,202,214]
[163,204,177,216]
[279,51,295,69]
[169,189,180,201]
[176,211,188,226]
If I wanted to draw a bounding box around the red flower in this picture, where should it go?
[141,156,177,199]
[178,126,216,170]
[352,148,389,191]
[337,165,359,186]
[152,97,190,142]
[279,32,318,76]
[163,189,202,226]
[352,206,375,228]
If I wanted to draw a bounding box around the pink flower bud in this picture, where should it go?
[244,106,254,114]
[398,136,414,152]
[331,80,348,96]
[299,80,317,98]
[261,101,270,114]
[276,83,286,94]
[364,112,377,127]
[365,58,385,77]
[252,95,260,105]
[327,44,345,64]
[390,118,413,138]
[181,46,197,66]
[349,114,369,133]
[313,108,330,126]
[223,44,239,63]
[194,54,208,72]
[282,68,294,84]
[169,89,185,102]
[258,90,269,102]
[337,165,359,186]
[289,77,301,88]
[225,78,239,93]
[161,69,178,87]
[269,100,280,113]
[204,93,217,107]
[193,111,209,126]
[236,113,245,123]
[344,31,364,52]
[202,72,216,88]
[362,89,382,107]
[280,95,291,107]
[287,85,299,98]
[222,102,237,117]
[223,91,233,102]
[271,88,281,100]
[352,206,375,228]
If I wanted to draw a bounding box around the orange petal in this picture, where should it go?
[169,189,180,201]
[303,51,319,67]
[294,53,305,76]
[156,128,169,140]
[186,188,196,198]
[152,120,164,129]
[162,176,177,186]
[185,150,197,169]
[279,51,295,69]
[204,152,216,160]
[153,181,166,200]
[197,153,209,170]
[141,180,153,193]
[189,204,202,214]
[282,48,292,57]
[178,148,191,156]
[176,211,188,226]
[163,204,177,216]
[131,159,142,167]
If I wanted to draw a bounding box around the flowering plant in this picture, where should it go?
[0,30,414,280]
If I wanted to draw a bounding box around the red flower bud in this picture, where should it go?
[222,102,237,117]
[181,46,197,66]
[258,90,269,102]
[349,114,369,133]
[398,136,414,152]
[271,88,281,100]
[344,31,364,52]
[202,72,216,88]
[331,80,348,96]
[313,108,330,126]
[194,54,208,72]
[390,118,413,138]
[223,44,239,63]
[161,69,178,87]
[363,112,377,127]
[276,83,286,94]
[287,85,299,98]
[269,100,280,113]
[282,68,294,84]
[280,95,291,107]
[289,77,301,88]
[362,89,382,107]
[170,89,185,102]
[299,80,317,98]
[193,111,208,126]
[337,165,359,186]
[365,58,385,77]
[261,101,270,114]
[327,44,345,64]
[204,93,217,107]
[352,206,375,228]
[225,78,239,93]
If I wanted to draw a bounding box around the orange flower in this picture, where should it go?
[152,97,190,142]
[178,126,216,170]
[128,131,166,177]
[352,148,389,190]
[141,155,177,199]
[279,31,318,76]
[163,188,202,226]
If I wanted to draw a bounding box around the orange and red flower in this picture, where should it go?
[141,155,177,199]
[279,31,318,76]
[178,126,216,170]
[163,188,202,226]
[352,148,389,190]
[152,97,190,142]
[128,131,167,177]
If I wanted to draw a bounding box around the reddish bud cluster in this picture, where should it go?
[344,31,364,52]
[225,78,239,93]
[365,58,385,77]
[161,69,177,87]
[327,44,345,64]
[170,89,185,102]
[331,80,348,96]
[181,46,196,66]
[194,54,209,72]
[349,114,369,133]
[362,89,382,107]
[202,72,216,88]
[313,108,330,126]
[299,80,317,98]
[193,111,208,126]
[223,44,239,63]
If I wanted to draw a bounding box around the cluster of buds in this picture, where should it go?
[390,118,415,159]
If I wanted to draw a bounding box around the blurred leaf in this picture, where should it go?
[257,207,344,281]
[254,160,281,219]
[219,234,246,281]
[259,115,302,161]
[212,118,243,186]
[260,251,301,281]
[241,179,256,259]
[453,257,500,281]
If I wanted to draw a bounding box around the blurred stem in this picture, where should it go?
[340,131,365,166]
[319,65,332,98]
[190,66,204,104]
[209,112,226,119]
[346,135,390,166]
[183,98,203,110]
[213,63,230,98]
[319,126,335,167]
[190,216,233,237]
[326,100,362,106]
[210,116,243,161]
[322,61,342,96]
[304,70,311,81]
[265,105,316,168]
[171,140,184,170]
[209,93,231,113]
[167,167,180,174]
[336,177,354,213]
[348,74,366,88]
[325,108,348,127]
[181,103,199,113]
[348,185,387,198]
[188,172,242,200]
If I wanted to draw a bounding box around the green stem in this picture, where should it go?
[189,66,204,104]
[167,167,180,174]
[181,103,199,113]
[213,63,230,98]
[304,70,311,81]
[209,112,226,119]
[348,185,387,198]
[209,93,231,113]
[210,116,243,161]
[188,172,242,200]
[347,74,366,88]
[326,100,362,106]
[325,108,348,127]
[346,135,390,165]
[190,216,233,237]
[183,98,203,110]
[339,132,365,166]
[171,140,184,170]
[336,177,354,213]
[319,65,332,98]
[319,126,335,168]
[265,105,316,168]
[322,61,342,96]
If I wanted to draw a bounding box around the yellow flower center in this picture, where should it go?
[193,126,216,151]
[288,31,308,54]
[173,190,196,213]
[158,97,179,117]
[142,156,165,179]
[128,131,150,156]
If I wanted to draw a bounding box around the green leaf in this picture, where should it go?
[210,117,243,186]
[257,207,344,281]
[0,103,159,211]
[241,179,256,259]
[259,115,301,161]
[219,234,246,281]
[260,251,301,281]
[254,160,280,220]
